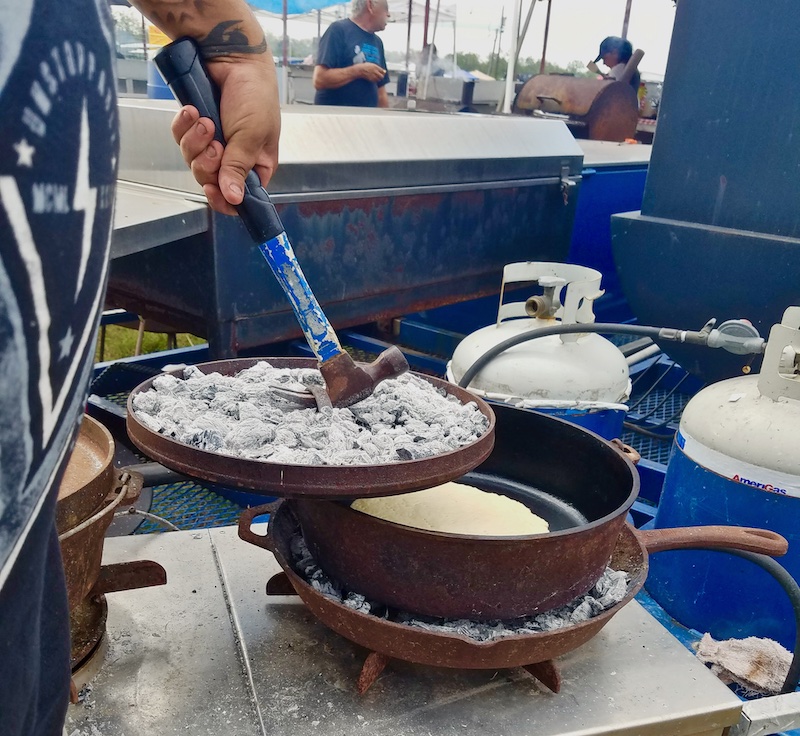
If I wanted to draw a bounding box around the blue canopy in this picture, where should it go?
[248,0,341,15]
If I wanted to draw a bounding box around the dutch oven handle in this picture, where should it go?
[238,502,282,552]
[58,471,142,543]
[636,525,788,557]
[611,439,641,465]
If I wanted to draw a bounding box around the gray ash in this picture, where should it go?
[289,532,630,641]
[131,362,489,466]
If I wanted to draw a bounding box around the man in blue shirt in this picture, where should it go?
[314,0,391,108]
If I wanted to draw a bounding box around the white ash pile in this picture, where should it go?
[132,362,489,465]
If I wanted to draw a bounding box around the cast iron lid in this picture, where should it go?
[126,358,496,499]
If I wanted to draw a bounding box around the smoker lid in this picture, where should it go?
[118,101,584,196]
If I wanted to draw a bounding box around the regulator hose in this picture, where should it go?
[456,321,765,390]
[457,323,664,389]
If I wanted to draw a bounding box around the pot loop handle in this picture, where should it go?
[106,468,144,506]
[610,438,641,465]
[238,501,283,552]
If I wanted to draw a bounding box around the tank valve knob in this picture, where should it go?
[525,277,564,319]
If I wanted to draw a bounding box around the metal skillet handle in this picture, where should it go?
[636,525,788,557]
[154,38,283,245]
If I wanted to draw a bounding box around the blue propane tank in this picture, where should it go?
[647,307,800,649]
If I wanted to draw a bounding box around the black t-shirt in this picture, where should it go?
[0,0,118,733]
[314,18,389,107]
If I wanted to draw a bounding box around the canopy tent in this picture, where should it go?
[253,0,457,73]
[248,0,339,14]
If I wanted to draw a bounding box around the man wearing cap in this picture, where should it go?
[592,36,640,91]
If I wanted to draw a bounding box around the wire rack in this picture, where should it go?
[133,480,245,534]
[621,356,701,466]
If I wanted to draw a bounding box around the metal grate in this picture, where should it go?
[134,480,244,534]
[628,388,692,425]
[103,390,130,409]
[620,429,676,466]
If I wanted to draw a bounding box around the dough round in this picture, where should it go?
[350,482,549,536]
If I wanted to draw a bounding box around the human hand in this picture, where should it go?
[170,56,280,215]
[358,62,387,83]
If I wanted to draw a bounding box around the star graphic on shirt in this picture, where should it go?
[58,327,75,360]
[13,139,35,167]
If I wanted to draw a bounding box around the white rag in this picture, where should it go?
[695,632,792,695]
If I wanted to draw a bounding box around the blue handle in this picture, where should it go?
[154,38,343,363]
[258,234,342,362]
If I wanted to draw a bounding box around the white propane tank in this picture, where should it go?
[647,306,800,648]
[446,262,630,408]
[676,306,800,494]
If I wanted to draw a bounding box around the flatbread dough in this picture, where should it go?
[351,482,549,536]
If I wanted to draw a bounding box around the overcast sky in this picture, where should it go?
[258,0,677,78]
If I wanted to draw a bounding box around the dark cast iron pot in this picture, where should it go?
[287,404,785,621]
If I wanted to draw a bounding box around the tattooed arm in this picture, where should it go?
[130,0,280,214]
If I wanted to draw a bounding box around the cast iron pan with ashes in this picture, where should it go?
[126,358,495,499]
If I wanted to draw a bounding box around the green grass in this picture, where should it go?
[96,324,203,362]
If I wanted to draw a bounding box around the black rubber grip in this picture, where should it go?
[154,37,284,244]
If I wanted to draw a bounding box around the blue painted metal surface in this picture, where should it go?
[611,0,800,383]
[646,443,800,650]
[394,319,465,361]
[109,184,575,359]
[92,344,210,382]
[525,405,625,442]
[568,166,647,324]
[406,160,647,335]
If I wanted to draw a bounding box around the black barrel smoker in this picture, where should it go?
[513,52,643,142]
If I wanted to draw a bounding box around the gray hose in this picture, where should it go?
[457,323,665,389]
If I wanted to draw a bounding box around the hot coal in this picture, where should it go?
[289,532,630,641]
[131,362,489,466]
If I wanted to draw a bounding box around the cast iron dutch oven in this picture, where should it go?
[286,404,787,621]
[239,500,787,680]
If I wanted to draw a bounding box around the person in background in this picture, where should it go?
[419,43,446,77]
[591,36,641,91]
[313,0,391,108]
[0,0,278,734]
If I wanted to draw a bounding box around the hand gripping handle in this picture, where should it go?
[154,38,344,364]
[154,37,283,245]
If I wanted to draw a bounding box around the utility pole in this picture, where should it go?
[495,8,506,78]
[539,0,552,74]
[405,0,413,70]
[621,0,633,38]
[489,26,500,77]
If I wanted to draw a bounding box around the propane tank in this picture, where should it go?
[446,262,630,439]
[647,306,800,649]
